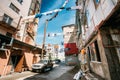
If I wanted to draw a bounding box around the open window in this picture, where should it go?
[93,0,100,9]
[89,40,101,62]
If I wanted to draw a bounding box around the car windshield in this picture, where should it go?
[38,60,48,64]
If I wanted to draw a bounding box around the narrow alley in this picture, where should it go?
[0,63,78,80]
[0,0,120,80]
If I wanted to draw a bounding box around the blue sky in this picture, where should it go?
[36,0,76,45]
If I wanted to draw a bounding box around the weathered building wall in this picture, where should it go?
[12,42,41,71]
[63,24,78,43]
[98,27,120,80]
[84,0,119,43]
[0,50,11,76]
[62,24,78,55]
[0,0,32,28]
[85,35,106,79]
[24,52,33,70]
[76,0,120,80]
[0,25,14,35]
[0,0,42,76]
[65,55,79,66]
[62,24,79,66]
[90,61,104,78]
[110,28,120,62]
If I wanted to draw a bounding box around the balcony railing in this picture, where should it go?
[0,16,21,30]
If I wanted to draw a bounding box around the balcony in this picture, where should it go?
[0,16,20,32]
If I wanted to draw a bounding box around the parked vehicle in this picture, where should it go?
[32,60,53,73]
[54,59,61,64]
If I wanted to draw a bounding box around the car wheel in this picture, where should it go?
[41,68,45,72]
[31,70,35,72]
[36,70,41,73]
[50,66,53,70]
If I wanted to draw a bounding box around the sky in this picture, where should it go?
[36,0,76,45]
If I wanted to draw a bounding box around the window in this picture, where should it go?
[94,40,101,61]
[6,32,12,37]
[9,3,20,14]
[86,10,91,27]
[93,0,100,9]
[89,44,96,61]
[64,48,71,52]
[17,0,23,4]
[89,41,101,62]
[3,14,13,25]
[28,0,40,15]
[95,0,100,4]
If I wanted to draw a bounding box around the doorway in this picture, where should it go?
[11,55,22,69]
[10,54,23,72]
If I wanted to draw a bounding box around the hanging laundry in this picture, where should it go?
[35,0,70,18]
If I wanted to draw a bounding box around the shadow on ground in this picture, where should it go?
[24,65,79,80]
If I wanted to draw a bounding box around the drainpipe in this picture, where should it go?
[16,16,22,30]
[14,16,22,38]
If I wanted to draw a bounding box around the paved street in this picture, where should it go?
[0,64,78,80]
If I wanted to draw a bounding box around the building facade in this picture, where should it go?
[62,24,79,65]
[44,44,59,60]
[0,0,41,76]
[76,0,120,80]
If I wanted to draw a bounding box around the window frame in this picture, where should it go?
[17,0,23,4]
[89,40,101,62]
[6,32,12,37]
[93,0,100,9]
[3,14,13,25]
[9,3,20,14]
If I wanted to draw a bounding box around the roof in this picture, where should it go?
[62,24,76,30]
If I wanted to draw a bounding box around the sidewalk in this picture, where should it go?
[0,64,75,80]
[0,71,37,80]
[55,65,104,80]
[54,66,85,80]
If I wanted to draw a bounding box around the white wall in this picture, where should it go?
[63,25,77,43]
[0,0,32,27]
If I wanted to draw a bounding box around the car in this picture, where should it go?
[54,59,61,64]
[32,60,53,73]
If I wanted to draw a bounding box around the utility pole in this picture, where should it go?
[41,20,48,60]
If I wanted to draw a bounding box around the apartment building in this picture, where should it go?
[76,0,120,80]
[0,0,41,76]
[62,24,79,65]
[43,44,59,60]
